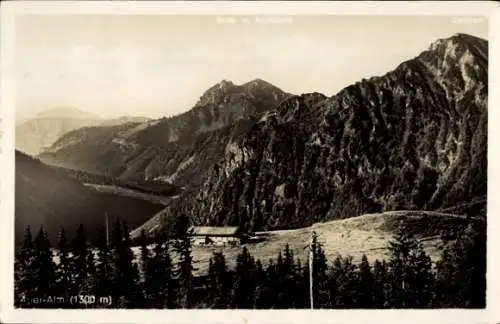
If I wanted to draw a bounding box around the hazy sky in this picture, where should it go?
[15,15,488,121]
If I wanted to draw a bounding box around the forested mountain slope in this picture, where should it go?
[138,33,487,235]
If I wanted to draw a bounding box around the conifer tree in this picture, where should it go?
[387,230,435,308]
[356,255,375,308]
[206,258,215,306]
[71,224,89,296]
[82,249,98,304]
[95,229,113,307]
[265,259,278,308]
[327,256,340,308]
[409,247,434,308]
[274,250,286,308]
[232,246,256,308]
[111,219,141,307]
[372,259,389,308]
[15,226,36,307]
[111,217,124,305]
[295,258,309,308]
[54,228,72,307]
[32,225,56,307]
[434,248,457,307]
[270,244,300,308]
[458,221,486,308]
[329,255,358,308]
[123,221,142,307]
[155,232,176,308]
[435,221,486,308]
[172,214,195,308]
[143,232,171,308]
[387,230,418,307]
[253,259,269,309]
[139,229,153,307]
[281,244,297,308]
[206,251,231,308]
[139,230,150,275]
[310,231,328,308]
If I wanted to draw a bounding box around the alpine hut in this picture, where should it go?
[190,226,246,246]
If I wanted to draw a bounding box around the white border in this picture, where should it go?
[1,1,499,323]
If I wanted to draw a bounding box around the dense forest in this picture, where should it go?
[14,215,485,309]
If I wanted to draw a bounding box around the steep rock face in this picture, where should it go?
[183,33,487,231]
[127,118,258,189]
[40,80,290,185]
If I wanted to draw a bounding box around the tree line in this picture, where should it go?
[14,216,485,309]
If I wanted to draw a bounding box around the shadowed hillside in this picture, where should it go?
[15,151,165,245]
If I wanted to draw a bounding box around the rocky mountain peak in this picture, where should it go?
[193,78,290,121]
[415,33,487,101]
[217,79,235,89]
[422,33,487,65]
[242,78,274,89]
[428,33,486,52]
[196,80,237,107]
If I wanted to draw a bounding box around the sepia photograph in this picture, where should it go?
[1,1,499,323]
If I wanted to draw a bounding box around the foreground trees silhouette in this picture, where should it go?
[14,220,485,309]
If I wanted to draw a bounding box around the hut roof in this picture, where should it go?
[190,226,240,237]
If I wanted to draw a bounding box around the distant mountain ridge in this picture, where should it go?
[132,33,487,236]
[16,107,149,155]
[32,107,101,120]
[39,79,291,184]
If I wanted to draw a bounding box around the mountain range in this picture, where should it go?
[38,79,290,185]
[132,33,488,236]
[16,107,149,155]
[16,33,488,241]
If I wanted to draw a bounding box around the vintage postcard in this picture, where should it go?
[1,1,499,323]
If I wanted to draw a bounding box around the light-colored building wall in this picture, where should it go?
[192,236,241,247]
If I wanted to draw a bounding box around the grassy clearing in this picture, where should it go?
[131,210,462,275]
[312,213,449,264]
